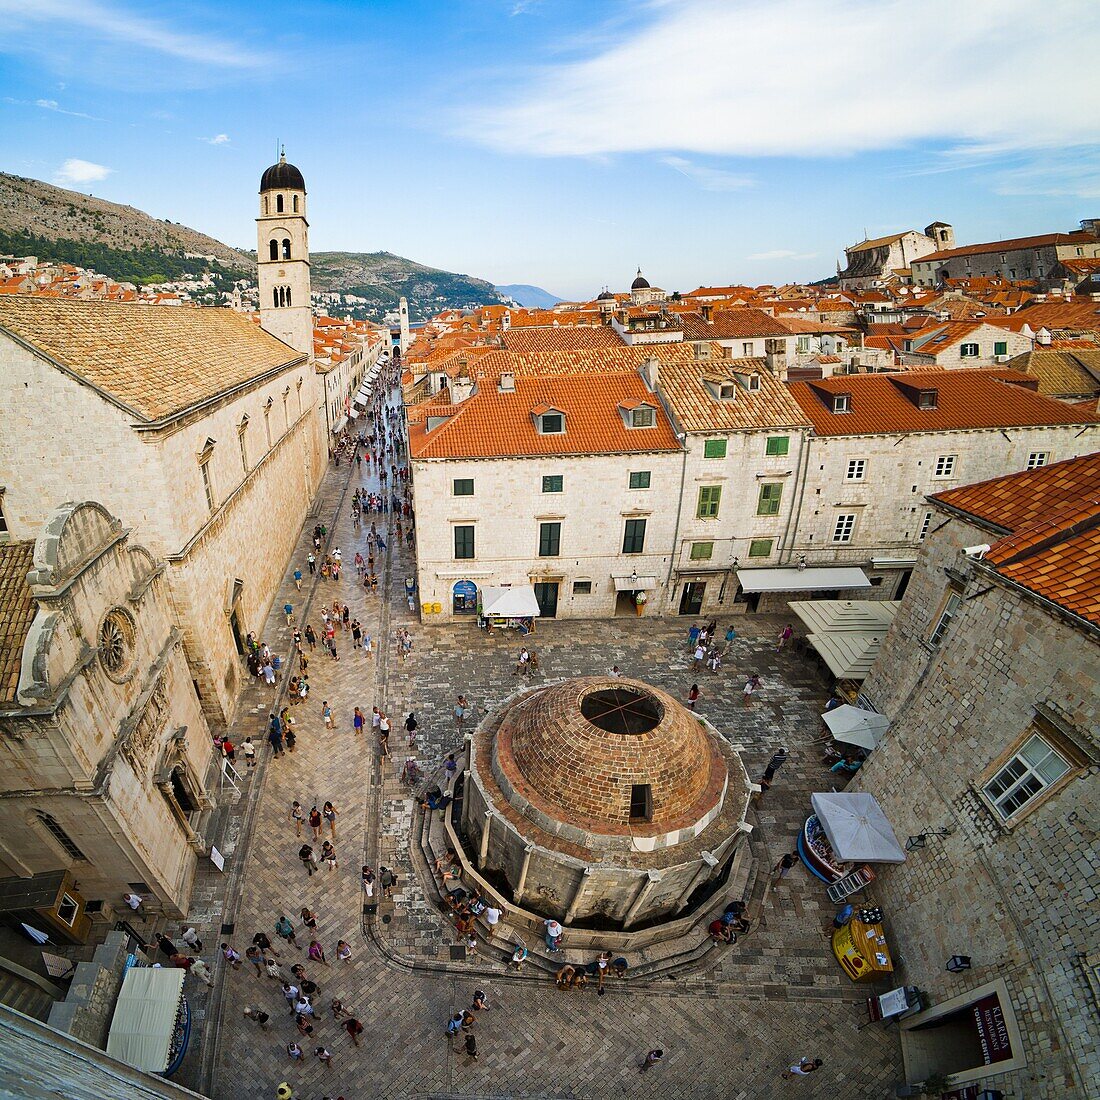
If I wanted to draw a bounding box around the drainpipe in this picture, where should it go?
[623,869,662,929]
[781,430,814,564]
[564,866,591,924]
[663,432,690,609]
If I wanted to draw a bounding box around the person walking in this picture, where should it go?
[321,840,338,870]
[283,601,294,626]
[244,946,265,976]
[308,806,323,840]
[293,568,303,591]
[286,1042,304,1061]
[180,926,203,952]
[241,736,256,769]
[404,712,418,748]
[470,989,491,1011]
[189,958,214,987]
[640,1049,664,1072]
[763,747,789,782]
[300,906,318,934]
[221,943,243,970]
[322,801,339,836]
[772,851,798,881]
[122,891,145,915]
[153,933,178,960]
[308,939,328,966]
[336,939,352,963]
[782,1057,823,1080]
[361,865,375,899]
[281,981,300,1011]
[464,1033,478,1061]
[378,713,391,757]
[275,915,298,948]
[322,701,334,729]
[343,1017,364,1046]
[289,801,305,836]
[379,866,396,898]
[243,1007,270,1030]
[353,706,365,737]
[544,919,563,952]
[304,624,316,651]
[742,674,761,705]
[687,683,700,711]
[776,623,794,652]
[299,844,318,877]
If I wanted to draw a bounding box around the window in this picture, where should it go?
[846,459,866,481]
[538,521,561,557]
[629,783,653,823]
[929,591,962,645]
[539,412,564,434]
[237,422,249,473]
[746,373,761,393]
[719,383,737,400]
[282,391,289,431]
[765,436,789,456]
[282,238,291,260]
[703,438,727,459]
[453,478,474,496]
[292,194,299,213]
[960,342,979,358]
[983,734,1069,821]
[57,894,79,927]
[268,239,278,261]
[0,492,7,536]
[1027,452,1048,470]
[542,474,563,493]
[573,580,592,595]
[918,511,933,541]
[276,194,284,213]
[742,342,753,356]
[36,812,87,860]
[689,541,713,561]
[832,394,851,413]
[264,404,272,449]
[622,518,646,554]
[757,483,782,516]
[199,458,216,513]
[918,389,938,410]
[454,525,475,560]
[630,407,655,428]
[832,513,856,543]
[934,454,957,478]
[628,471,651,490]
[748,538,773,558]
[697,485,721,519]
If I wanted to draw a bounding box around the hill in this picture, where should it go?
[495,283,563,309]
[0,172,508,320]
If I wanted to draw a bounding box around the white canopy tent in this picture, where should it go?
[822,704,890,751]
[789,600,900,680]
[481,586,541,619]
[106,966,185,1073]
[811,792,906,864]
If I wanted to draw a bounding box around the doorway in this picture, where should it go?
[534,582,559,618]
[894,569,913,600]
[230,608,246,656]
[679,582,706,616]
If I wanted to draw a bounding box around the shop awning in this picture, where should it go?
[612,575,658,591]
[736,567,871,593]
[348,408,360,419]
[481,586,541,618]
[871,557,917,570]
[811,792,905,864]
[790,600,900,680]
[106,966,185,1073]
[822,704,890,750]
[332,415,348,434]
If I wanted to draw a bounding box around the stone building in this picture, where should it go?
[910,222,1100,288]
[461,676,752,929]
[852,453,1099,1097]
[838,224,953,290]
[0,291,325,726]
[0,502,213,921]
[896,320,1032,369]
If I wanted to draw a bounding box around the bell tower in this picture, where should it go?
[257,150,312,357]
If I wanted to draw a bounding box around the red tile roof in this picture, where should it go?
[501,326,623,354]
[0,541,35,703]
[787,369,1099,435]
[914,231,1099,266]
[408,370,681,460]
[932,453,1100,627]
[678,308,792,340]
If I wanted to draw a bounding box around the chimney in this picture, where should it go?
[498,370,516,393]
[640,355,660,392]
[451,373,475,404]
[692,341,711,361]
[1036,327,1052,347]
[764,337,788,380]
[701,303,713,322]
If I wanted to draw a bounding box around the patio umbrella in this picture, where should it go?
[810,792,906,864]
[822,705,890,751]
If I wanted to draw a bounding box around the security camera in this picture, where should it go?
[962,544,990,559]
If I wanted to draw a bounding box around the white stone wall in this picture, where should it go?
[900,323,1032,369]
[413,451,683,620]
[789,423,1099,568]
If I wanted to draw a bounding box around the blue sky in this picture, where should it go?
[1,0,1098,300]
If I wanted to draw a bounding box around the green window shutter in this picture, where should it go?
[454,526,475,559]
[994,341,1007,356]
[697,486,721,519]
[748,538,773,558]
[765,436,789,456]
[542,475,563,493]
[689,542,713,561]
[703,438,727,459]
[453,478,474,496]
[538,522,561,557]
[757,483,783,516]
[622,518,646,554]
[628,471,651,489]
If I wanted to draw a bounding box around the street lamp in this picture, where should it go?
[905,828,953,851]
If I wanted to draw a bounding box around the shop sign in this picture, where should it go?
[972,993,1013,1065]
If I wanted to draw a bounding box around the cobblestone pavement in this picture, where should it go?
[190,389,903,1099]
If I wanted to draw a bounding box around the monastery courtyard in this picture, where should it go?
[179,407,903,1099]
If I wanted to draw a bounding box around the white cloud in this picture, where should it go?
[202,133,231,145]
[0,0,266,68]
[54,158,113,186]
[661,156,753,191]
[3,95,102,120]
[746,249,818,261]
[464,0,1100,159]
[36,98,58,109]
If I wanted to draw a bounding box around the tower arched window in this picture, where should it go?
[269,239,279,261]
[273,287,280,308]
[285,287,292,306]
[282,238,291,260]
[293,195,299,213]
[276,194,284,213]
[263,195,269,215]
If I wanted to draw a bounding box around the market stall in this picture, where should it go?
[820,704,890,771]
[798,791,906,882]
[832,909,894,982]
[789,600,900,696]
[106,965,190,1077]
[478,586,541,634]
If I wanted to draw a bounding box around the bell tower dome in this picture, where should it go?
[257,149,312,357]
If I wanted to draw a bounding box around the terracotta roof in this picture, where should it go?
[0,296,303,422]
[678,308,793,340]
[788,369,1099,436]
[914,231,1099,266]
[408,370,680,460]
[501,326,623,354]
[1008,298,1100,335]
[0,541,35,704]
[932,453,1100,627]
[1004,348,1100,398]
[847,231,910,253]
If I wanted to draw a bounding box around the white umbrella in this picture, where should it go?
[811,792,906,864]
[822,705,890,751]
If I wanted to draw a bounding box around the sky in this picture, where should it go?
[1,0,1099,300]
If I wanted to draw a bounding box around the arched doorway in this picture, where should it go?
[453,579,478,615]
